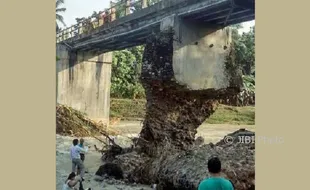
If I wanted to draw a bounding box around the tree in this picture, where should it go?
[56,0,66,32]
[111,46,145,99]
[227,24,255,106]
[230,25,255,75]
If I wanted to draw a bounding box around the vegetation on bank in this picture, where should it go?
[206,104,255,125]
[110,99,255,125]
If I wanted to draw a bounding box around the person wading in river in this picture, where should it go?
[70,139,88,181]
[198,156,234,190]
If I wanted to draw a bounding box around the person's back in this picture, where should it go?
[199,177,233,190]
[62,172,80,190]
[198,157,234,190]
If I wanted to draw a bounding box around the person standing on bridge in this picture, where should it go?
[198,156,234,190]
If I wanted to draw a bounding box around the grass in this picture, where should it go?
[110,98,255,125]
[110,98,146,120]
[206,104,255,125]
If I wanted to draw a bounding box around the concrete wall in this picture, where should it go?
[161,16,232,90]
[56,44,112,124]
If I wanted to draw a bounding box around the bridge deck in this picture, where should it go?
[57,0,254,52]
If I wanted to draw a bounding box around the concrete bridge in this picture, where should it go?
[57,0,254,52]
[56,0,255,125]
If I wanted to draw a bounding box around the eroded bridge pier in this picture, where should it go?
[137,16,243,155]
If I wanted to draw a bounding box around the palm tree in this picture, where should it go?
[56,0,66,32]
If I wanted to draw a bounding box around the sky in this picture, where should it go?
[60,0,255,33]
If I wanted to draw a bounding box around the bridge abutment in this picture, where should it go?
[56,44,112,125]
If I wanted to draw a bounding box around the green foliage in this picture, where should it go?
[242,75,255,93]
[206,104,255,125]
[231,25,255,75]
[229,24,255,96]
[111,46,145,99]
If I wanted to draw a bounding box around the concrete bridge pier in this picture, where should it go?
[56,44,112,125]
[160,15,241,90]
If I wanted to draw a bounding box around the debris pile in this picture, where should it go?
[56,104,119,137]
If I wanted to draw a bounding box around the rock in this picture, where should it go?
[95,163,124,180]
[194,136,205,146]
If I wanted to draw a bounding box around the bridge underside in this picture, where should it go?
[59,0,254,53]
[181,0,255,26]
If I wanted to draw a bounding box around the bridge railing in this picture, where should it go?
[56,0,162,43]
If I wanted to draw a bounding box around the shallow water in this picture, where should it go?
[56,122,254,190]
[56,135,152,190]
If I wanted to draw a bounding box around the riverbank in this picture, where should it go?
[110,98,255,125]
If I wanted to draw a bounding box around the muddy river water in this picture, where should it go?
[56,121,254,190]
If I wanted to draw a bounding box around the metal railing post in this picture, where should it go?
[125,0,131,15]
[110,1,116,21]
[61,31,64,41]
[78,22,83,35]
[68,27,72,38]
[142,0,147,8]
[56,33,59,43]
[99,12,104,26]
